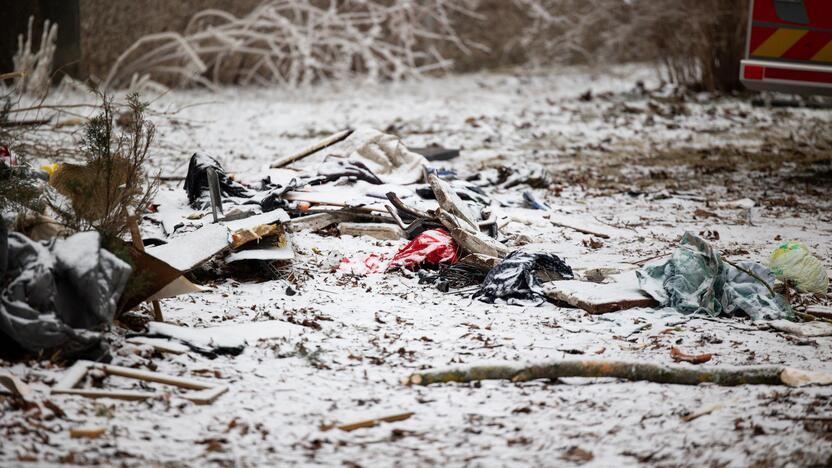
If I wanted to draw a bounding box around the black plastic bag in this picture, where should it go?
[184,153,251,208]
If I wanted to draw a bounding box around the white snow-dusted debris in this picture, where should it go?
[2,65,831,466]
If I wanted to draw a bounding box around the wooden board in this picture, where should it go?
[146,223,229,272]
[544,280,658,314]
[338,222,404,240]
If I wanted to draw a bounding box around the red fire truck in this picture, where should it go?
[741,0,832,95]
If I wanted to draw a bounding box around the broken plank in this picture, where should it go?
[544,280,657,314]
[146,223,229,272]
[288,213,343,232]
[338,222,404,240]
[428,173,479,231]
[184,385,229,405]
[53,361,92,391]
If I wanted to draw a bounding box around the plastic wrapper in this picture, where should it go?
[769,241,828,294]
[183,153,251,208]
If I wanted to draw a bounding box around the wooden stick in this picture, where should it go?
[0,71,25,80]
[549,217,611,239]
[270,129,353,168]
[327,412,414,432]
[70,426,107,438]
[206,167,223,222]
[404,360,832,387]
[94,363,214,390]
[52,388,155,401]
[51,360,227,403]
[126,211,164,322]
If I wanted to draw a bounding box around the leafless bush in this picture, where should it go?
[513,0,750,92]
[104,0,481,90]
[12,16,58,98]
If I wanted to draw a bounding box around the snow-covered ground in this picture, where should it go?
[2,65,832,466]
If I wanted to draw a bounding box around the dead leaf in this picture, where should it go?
[70,426,106,439]
[670,346,712,364]
[582,237,604,249]
[693,208,719,219]
[562,446,594,463]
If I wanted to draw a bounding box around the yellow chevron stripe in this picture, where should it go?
[753,29,807,57]
[812,40,832,63]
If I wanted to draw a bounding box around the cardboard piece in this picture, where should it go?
[146,210,292,271]
[544,278,658,314]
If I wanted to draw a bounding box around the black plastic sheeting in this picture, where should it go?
[184,153,251,208]
[311,160,383,185]
[473,251,573,305]
[0,226,131,359]
[418,262,487,292]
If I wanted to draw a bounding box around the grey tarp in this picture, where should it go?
[0,226,132,357]
[637,232,793,320]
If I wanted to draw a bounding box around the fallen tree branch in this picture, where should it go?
[404,360,832,387]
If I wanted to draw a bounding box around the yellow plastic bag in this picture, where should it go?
[769,242,829,294]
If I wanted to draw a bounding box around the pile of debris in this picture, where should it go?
[2,123,831,411]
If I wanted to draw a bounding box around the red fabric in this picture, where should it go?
[0,146,17,167]
[338,229,458,275]
[338,253,389,275]
[389,229,458,269]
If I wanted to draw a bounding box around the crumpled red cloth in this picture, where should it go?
[389,229,458,269]
[338,253,389,275]
[338,229,458,275]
